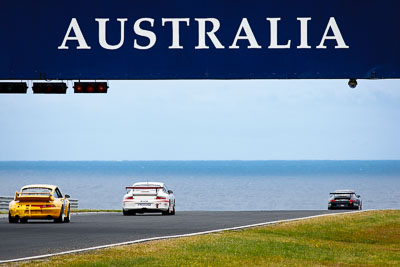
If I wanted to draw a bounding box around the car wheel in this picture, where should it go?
[171,204,176,215]
[20,217,28,223]
[64,205,71,223]
[164,202,173,215]
[8,212,18,223]
[54,206,64,223]
[123,210,136,216]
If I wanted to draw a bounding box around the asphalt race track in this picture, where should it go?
[0,210,347,261]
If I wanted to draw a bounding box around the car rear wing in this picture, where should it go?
[15,191,54,202]
[126,187,163,190]
[125,186,163,196]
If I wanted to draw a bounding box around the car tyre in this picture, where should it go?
[123,210,136,216]
[54,206,64,223]
[64,205,70,223]
[8,212,18,223]
[20,217,28,223]
[170,204,175,215]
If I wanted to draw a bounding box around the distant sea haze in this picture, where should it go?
[0,161,399,211]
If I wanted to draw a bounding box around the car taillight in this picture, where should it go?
[125,196,134,200]
[156,196,166,200]
[330,199,335,202]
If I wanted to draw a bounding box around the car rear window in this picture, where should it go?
[332,193,353,198]
[135,184,161,187]
[22,188,52,193]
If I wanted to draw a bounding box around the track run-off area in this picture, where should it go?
[0,210,355,263]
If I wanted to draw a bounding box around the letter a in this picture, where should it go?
[58,18,91,50]
[317,17,349,49]
[229,18,261,49]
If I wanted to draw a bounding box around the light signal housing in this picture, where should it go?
[73,82,108,93]
[0,82,28,94]
[32,82,67,94]
[348,78,357,89]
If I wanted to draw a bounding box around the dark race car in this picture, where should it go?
[328,189,362,210]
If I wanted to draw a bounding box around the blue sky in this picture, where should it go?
[0,79,399,160]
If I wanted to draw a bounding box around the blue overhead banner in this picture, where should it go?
[0,0,399,80]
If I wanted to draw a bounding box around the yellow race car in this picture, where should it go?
[8,184,71,223]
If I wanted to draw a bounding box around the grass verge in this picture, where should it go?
[13,210,400,266]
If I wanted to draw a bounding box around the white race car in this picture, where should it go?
[122,182,175,216]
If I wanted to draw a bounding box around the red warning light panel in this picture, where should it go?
[32,82,67,94]
[0,82,28,94]
[73,82,108,93]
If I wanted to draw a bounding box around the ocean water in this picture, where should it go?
[0,161,399,211]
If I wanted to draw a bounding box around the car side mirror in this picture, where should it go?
[65,194,71,198]
[168,190,173,194]
[357,195,360,198]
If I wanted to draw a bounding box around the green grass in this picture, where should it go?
[15,210,400,266]
[0,211,7,214]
